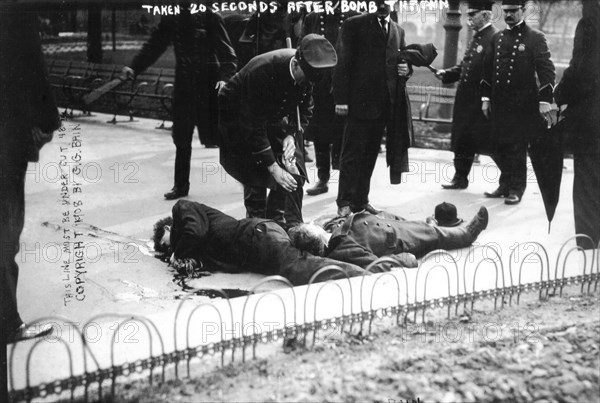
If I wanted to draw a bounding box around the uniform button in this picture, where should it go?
[387,224,391,227]
[364,222,368,225]
[496,80,500,83]
[510,66,514,69]
[511,59,514,62]
[507,80,511,83]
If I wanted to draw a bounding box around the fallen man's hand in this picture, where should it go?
[171,257,201,276]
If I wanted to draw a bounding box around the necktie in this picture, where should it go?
[380,18,387,35]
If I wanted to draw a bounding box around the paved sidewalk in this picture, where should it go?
[7,112,587,393]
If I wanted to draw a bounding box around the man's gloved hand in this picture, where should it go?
[120,66,135,81]
[482,100,491,119]
[392,252,418,268]
[434,69,445,81]
[282,134,296,162]
[268,162,297,192]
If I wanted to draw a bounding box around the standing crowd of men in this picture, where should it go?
[2,0,599,352]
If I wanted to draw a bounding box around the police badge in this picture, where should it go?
[518,43,526,52]
[477,45,483,53]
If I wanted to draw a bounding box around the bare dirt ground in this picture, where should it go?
[96,286,600,403]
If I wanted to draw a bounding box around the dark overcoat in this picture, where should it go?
[130,9,237,145]
[481,22,555,146]
[555,16,600,155]
[302,10,358,143]
[218,49,313,190]
[169,200,364,285]
[0,9,60,162]
[333,13,413,184]
[325,211,443,267]
[443,24,498,155]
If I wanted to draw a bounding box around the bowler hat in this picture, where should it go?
[296,34,337,81]
[467,0,494,12]
[434,202,463,227]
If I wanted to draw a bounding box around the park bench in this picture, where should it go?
[407,84,455,124]
[47,59,174,128]
[47,59,455,128]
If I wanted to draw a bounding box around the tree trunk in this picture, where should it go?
[87,6,102,63]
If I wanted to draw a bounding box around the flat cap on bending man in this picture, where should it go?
[153,200,367,286]
[218,34,337,229]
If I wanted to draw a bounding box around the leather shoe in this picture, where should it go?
[164,186,189,200]
[484,186,509,198]
[306,181,329,196]
[352,203,381,214]
[6,323,53,344]
[466,206,489,240]
[442,179,468,190]
[504,193,522,205]
[337,206,351,217]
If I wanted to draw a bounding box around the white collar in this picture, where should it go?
[477,22,492,32]
[378,14,391,24]
[506,20,524,30]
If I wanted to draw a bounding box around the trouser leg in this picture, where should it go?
[331,117,345,170]
[0,156,26,334]
[495,142,526,196]
[453,153,474,182]
[432,225,474,251]
[337,118,384,208]
[172,115,195,190]
[244,185,267,218]
[574,153,600,249]
[313,140,331,183]
[266,176,305,229]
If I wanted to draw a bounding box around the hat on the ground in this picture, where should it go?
[296,34,337,81]
[467,0,494,13]
[434,202,463,227]
[502,0,525,9]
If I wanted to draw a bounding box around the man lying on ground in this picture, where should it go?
[153,200,385,285]
[288,203,489,268]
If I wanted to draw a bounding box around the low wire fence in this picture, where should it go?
[8,236,599,402]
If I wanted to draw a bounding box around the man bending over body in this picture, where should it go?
[289,205,489,268]
[153,200,369,285]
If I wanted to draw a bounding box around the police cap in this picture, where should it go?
[296,34,337,81]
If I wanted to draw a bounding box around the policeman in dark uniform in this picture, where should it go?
[122,4,238,200]
[153,200,366,285]
[303,7,359,196]
[219,34,337,227]
[481,0,556,205]
[436,0,498,190]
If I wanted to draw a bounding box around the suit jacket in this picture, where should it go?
[130,9,237,124]
[443,24,498,154]
[219,49,313,189]
[333,13,412,183]
[170,200,365,285]
[325,211,443,268]
[555,16,600,155]
[302,10,358,142]
[334,13,407,119]
[481,21,555,144]
[0,9,60,162]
